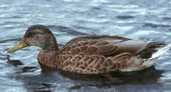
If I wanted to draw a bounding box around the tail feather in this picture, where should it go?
[120,43,171,72]
[142,43,171,67]
[151,44,171,59]
[137,42,166,59]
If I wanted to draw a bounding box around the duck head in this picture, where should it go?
[7,25,58,53]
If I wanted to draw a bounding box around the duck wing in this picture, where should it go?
[62,35,162,57]
[61,35,127,56]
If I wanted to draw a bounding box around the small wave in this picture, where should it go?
[48,25,89,35]
[116,15,134,20]
[162,16,171,21]
[0,38,21,44]
[143,22,171,28]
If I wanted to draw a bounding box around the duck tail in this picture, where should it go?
[140,43,171,68]
[138,42,166,59]
[134,42,170,68]
[150,43,171,59]
[147,42,166,49]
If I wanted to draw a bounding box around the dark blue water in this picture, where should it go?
[0,0,171,92]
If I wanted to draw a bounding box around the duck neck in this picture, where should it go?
[38,40,60,70]
[42,42,59,52]
[41,36,59,52]
[38,49,59,70]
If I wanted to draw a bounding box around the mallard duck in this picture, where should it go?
[7,25,166,74]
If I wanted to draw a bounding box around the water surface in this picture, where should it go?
[0,0,171,92]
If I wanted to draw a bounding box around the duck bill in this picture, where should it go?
[7,40,28,53]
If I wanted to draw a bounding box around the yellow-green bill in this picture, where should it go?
[7,41,28,53]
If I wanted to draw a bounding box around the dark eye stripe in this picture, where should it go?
[24,31,35,37]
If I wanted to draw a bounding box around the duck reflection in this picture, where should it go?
[7,57,163,92]
[59,66,163,86]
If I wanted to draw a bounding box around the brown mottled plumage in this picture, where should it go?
[7,25,165,74]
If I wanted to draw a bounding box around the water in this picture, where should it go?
[0,0,171,92]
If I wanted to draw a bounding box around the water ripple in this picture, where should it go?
[0,0,170,92]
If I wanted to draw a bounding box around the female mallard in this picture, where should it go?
[7,25,166,74]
